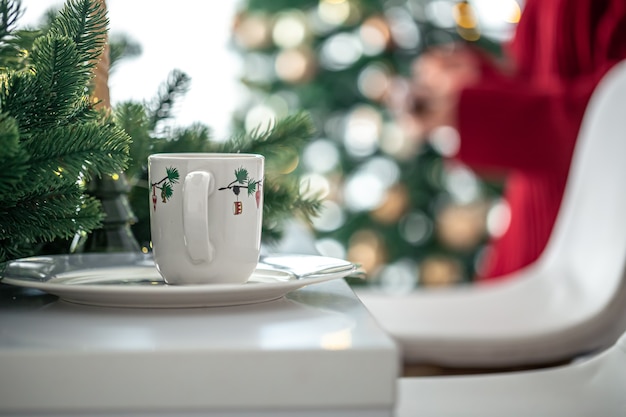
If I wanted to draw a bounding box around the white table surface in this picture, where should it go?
[0,277,399,417]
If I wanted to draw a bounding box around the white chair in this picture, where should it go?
[356,60,626,368]
[395,330,626,417]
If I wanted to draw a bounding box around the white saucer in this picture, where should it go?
[1,253,357,308]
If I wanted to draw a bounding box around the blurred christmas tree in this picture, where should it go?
[0,0,130,262]
[232,0,510,287]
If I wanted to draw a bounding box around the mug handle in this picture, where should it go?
[183,171,215,263]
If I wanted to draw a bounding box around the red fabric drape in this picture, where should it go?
[456,0,626,280]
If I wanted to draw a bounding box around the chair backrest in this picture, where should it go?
[538,60,626,306]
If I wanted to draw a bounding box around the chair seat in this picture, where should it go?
[356,265,626,367]
[356,60,626,368]
[395,332,626,417]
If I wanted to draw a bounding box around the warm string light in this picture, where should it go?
[359,16,391,55]
[275,47,316,84]
[436,202,488,250]
[453,1,481,41]
[318,0,354,27]
[233,12,272,49]
[272,11,309,48]
[347,229,386,278]
[420,256,463,286]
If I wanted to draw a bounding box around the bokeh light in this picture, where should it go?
[454,1,477,28]
[444,163,480,204]
[264,93,290,118]
[343,171,386,211]
[315,237,347,259]
[323,112,346,142]
[275,47,316,83]
[300,172,331,199]
[272,11,308,49]
[341,156,401,213]
[379,258,419,293]
[371,184,409,224]
[385,6,421,50]
[471,0,520,40]
[312,200,346,232]
[473,0,522,25]
[242,53,275,83]
[429,125,460,157]
[399,210,433,245]
[347,229,386,276]
[359,16,390,56]
[425,0,456,28]
[436,202,487,250]
[303,139,341,173]
[380,120,420,160]
[420,256,463,286]
[454,2,481,40]
[357,63,390,101]
[343,105,381,157]
[487,198,511,238]
[233,12,272,50]
[360,156,400,188]
[244,104,276,133]
[318,0,352,27]
[320,32,363,71]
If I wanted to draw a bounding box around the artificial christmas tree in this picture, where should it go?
[232,0,504,286]
[74,0,141,254]
[0,0,130,262]
[0,0,322,259]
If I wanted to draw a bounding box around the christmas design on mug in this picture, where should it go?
[218,167,262,215]
[151,166,180,211]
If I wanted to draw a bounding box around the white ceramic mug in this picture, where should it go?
[148,153,264,285]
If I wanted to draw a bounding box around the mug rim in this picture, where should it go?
[149,153,263,160]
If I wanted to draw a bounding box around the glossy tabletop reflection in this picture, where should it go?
[0,265,399,417]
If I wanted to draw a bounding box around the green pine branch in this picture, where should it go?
[215,112,316,187]
[0,0,20,42]
[0,0,35,71]
[23,122,129,182]
[154,123,212,153]
[108,33,142,73]
[114,101,151,179]
[218,113,324,240]
[0,112,28,196]
[0,0,107,133]
[216,112,315,158]
[0,184,102,242]
[0,0,130,263]
[261,176,323,242]
[148,69,191,131]
[48,0,107,65]
[0,110,19,158]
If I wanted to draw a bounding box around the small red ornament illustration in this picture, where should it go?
[151,166,179,211]
[219,167,262,216]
